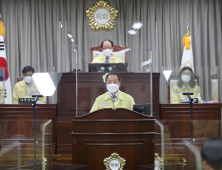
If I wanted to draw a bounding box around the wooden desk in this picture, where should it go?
[0,104,57,153]
[161,103,221,138]
[160,103,221,164]
[71,108,155,170]
[56,72,160,154]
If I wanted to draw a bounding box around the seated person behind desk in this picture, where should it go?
[13,66,46,104]
[91,40,123,63]
[90,73,135,112]
[172,66,201,103]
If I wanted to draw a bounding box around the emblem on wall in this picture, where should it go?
[104,153,126,170]
[86,0,118,31]
[154,153,163,170]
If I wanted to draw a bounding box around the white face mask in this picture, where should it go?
[103,49,112,57]
[181,75,191,83]
[24,76,33,84]
[107,84,119,94]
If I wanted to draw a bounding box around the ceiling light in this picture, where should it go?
[127,30,137,35]
[132,22,143,29]
[67,34,72,38]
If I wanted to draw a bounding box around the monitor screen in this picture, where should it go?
[88,63,128,72]
[133,103,150,116]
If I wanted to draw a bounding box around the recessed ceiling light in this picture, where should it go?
[132,22,143,29]
[67,34,72,38]
[127,30,137,35]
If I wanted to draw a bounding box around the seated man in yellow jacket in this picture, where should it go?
[91,40,123,63]
[13,66,46,104]
[90,73,135,112]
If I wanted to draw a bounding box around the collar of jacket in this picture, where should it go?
[181,84,192,90]
[104,90,123,101]
[99,54,115,62]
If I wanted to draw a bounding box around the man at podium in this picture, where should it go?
[90,73,135,112]
[91,40,123,63]
[13,66,46,104]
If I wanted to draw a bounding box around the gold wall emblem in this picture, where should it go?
[154,153,163,170]
[104,153,126,170]
[86,0,118,31]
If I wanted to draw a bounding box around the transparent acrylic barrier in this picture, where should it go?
[196,66,219,103]
[22,72,62,104]
[0,67,5,104]
[162,67,202,104]
[0,141,21,170]
[0,120,52,169]
[154,120,164,170]
[155,120,221,170]
[59,21,158,117]
[211,66,218,102]
[161,66,220,103]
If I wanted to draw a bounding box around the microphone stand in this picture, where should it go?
[32,94,43,170]
[74,49,78,117]
[182,92,194,144]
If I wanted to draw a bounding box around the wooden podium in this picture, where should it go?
[57,72,160,154]
[71,108,155,170]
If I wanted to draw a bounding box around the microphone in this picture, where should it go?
[82,53,100,72]
[111,53,129,70]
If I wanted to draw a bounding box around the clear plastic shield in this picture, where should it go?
[0,67,5,104]
[162,67,202,104]
[194,66,219,103]
[0,141,21,170]
[155,119,221,170]
[0,119,52,169]
[154,120,164,170]
[59,21,158,117]
[23,72,62,104]
[211,66,218,102]
[42,120,52,170]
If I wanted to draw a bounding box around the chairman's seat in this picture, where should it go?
[91,45,128,63]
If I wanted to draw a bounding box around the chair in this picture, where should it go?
[90,45,128,63]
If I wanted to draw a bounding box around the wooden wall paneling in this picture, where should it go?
[56,119,73,154]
